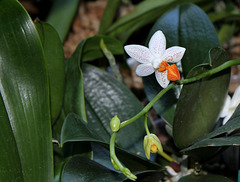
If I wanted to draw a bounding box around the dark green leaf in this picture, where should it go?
[64,40,87,121]
[64,35,123,121]
[61,113,162,171]
[83,64,149,155]
[209,11,240,23]
[35,20,65,123]
[46,0,80,42]
[181,136,240,152]
[143,3,224,126]
[173,47,230,149]
[106,0,208,42]
[82,35,124,62]
[179,173,232,182]
[181,104,240,153]
[98,0,121,34]
[0,0,53,181]
[61,156,125,182]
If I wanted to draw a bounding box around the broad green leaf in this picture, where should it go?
[61,156,165,182]
[181,104,240,151]
[61,113,162,171]
[61,156,125,182]
[98,0,121,34]
[0,0,53,181]
[64,40,87,121]
[181,136,240,152]
[143,3,222,125]
[83,64,150,155]
[46,0,80,42]
[64,35,123,121]
[35,20,65,123]
[106,0,209,42]
[179,173,232,182]
[209,11,240,23]
[218,24,236,45]
[82,35,124,62]
[173,47,230,149]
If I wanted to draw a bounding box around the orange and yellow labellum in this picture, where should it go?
[167,64,180,81]
[158,61,169,72]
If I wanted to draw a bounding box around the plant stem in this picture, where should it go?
[177,59,240,85]
[144,114,150,135]
[120,83,176,129]
[100,39,123,82]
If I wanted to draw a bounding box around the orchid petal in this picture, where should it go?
[155,70,169,88]
[149,30,166,57]
[162,46,186,63]
[124,45,153,64]
[231,86,240,107]
[219,95,231,118]
[136,63,155,76]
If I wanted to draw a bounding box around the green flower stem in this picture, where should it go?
[177,59,240,85]
[100,39,123,82]
[110,132,137,181]
[110,132,123,169]
[144,114,150,135]
[120,83,176,129]
[159,151,174,162]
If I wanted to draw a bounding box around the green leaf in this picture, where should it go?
[46,0,80,42]
[35,20,65,123]
[143,3,223,126]
[173,47,230,149]
[209,11,240,23]
[64,40,87,121]
[61,155,165,182]
[179,173,232,182]
[0,0,53,181]
[181,136,240,152]
[181,104,240,152]
[60,113,162,172]
[144,3,230,149]
[83,64,149,155]
[106,0,208,42]
[98,0,121,34]
[82,35,124,62]
[64,35,123,121]
[61,156,125,182]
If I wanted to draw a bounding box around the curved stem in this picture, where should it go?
[110,132,124,170]
[144,114,150,135]
[120,83,176,129]
[177,59,240,85]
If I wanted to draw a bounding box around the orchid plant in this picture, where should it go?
[2,1,240,182]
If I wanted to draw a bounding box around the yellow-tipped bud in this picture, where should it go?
[143,133,163,159]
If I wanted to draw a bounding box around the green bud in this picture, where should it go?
[122,168,137,181]
[110,115,120,132]
[143,133,163,159]
[111,158,120,171]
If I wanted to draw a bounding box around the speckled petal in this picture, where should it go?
[149,30,166,57]
[124,45,153,64]
[155,70,170,88]
[136,63,155,76]
[162,46,186,63]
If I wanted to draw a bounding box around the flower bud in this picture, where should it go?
[111,158,120,171]
[143,133,163,159]
[110,115,120,132]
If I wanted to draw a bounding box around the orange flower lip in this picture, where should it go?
[167,64,180,81]
[158,61,180,81]
[158,61,169,72]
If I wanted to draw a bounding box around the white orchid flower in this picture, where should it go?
[124,30,186,88]
[220,86,240,125]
